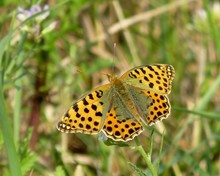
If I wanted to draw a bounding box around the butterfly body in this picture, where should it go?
[57,64,175,141]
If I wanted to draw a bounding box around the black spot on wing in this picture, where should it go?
[148,65,155,71]
[129,72,137,78]
[65,112,70,118]
[144,76,149,81]
[95,90,103,98]
[149,82,154,88]
[115,131,121,136]
[83,98,89,106]
[88,93,94,100]
[73,104,79,112]
[84,108,89,113]
[128,129,134,134]
[91,104,97,111]
[134,69,140,75]
[140,67,146,74]
[149,74,153,78]
[95,112,102,116]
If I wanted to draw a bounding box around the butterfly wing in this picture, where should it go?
[118,64,174,125]
[100,85,151,141]
[120,64,175,95]
[102,106,144,141]
[142,90,170,125]
[57,84,112,134]
[108,83,170,126]
[99,87,170,141]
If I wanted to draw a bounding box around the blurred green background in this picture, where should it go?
[0,0,220,175]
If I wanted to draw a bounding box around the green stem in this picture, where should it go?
[203,0,220,59]
[13,78,22,146]
[135,138,157,176]
[0,71,22,176]
[13,33,27,147]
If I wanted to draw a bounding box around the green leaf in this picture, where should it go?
[55,166,66,176]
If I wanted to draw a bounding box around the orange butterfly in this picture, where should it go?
[57,64,175,142]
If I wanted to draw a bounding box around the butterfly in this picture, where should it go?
[57,64,175,142]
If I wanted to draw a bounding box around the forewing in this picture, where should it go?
[57,84,112,134]
[120,64,175,95]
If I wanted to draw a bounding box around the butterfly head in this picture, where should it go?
[107,73,117,83]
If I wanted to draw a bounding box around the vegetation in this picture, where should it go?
[0,0,220,175]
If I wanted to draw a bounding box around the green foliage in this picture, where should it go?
[0,131,3,152]
[129,162,148,176]
[55,166,66,176]
[19,129,37,175]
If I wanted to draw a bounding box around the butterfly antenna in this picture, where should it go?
[111,43,116,75]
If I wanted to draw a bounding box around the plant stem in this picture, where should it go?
[0,71,22,176]
[135,138,157,176]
